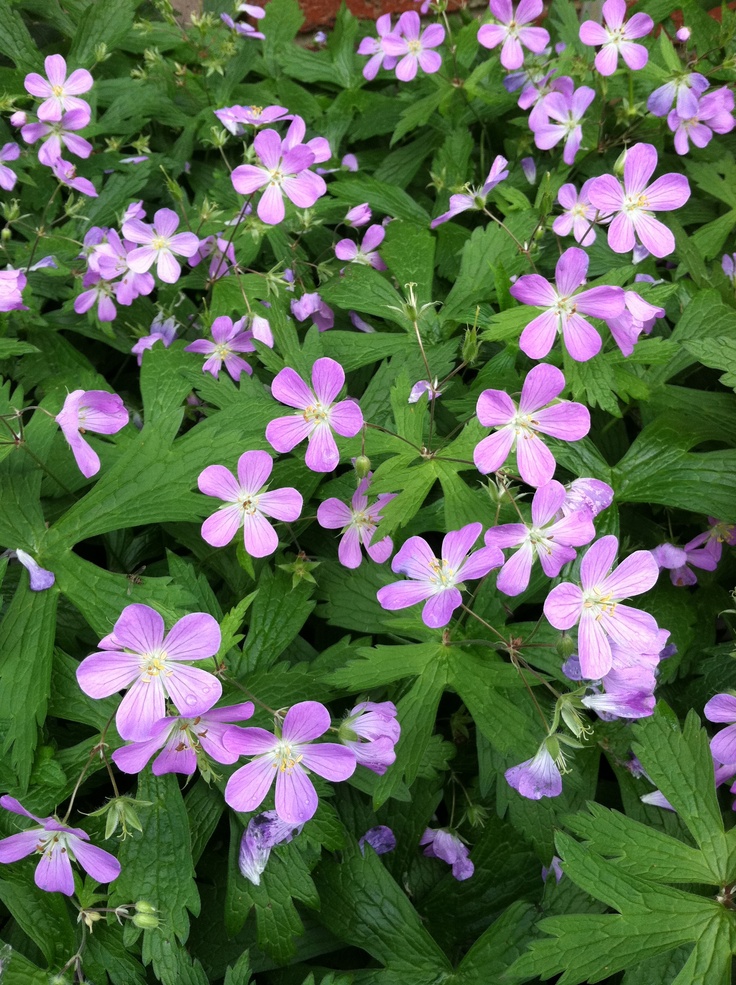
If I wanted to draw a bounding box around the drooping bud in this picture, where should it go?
[556,634,576,661]
[354,454,371,479]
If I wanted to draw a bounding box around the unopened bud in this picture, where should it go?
[135,900,157,914]
[354,455,371,479]
[556,634,575,660]
[132,912,159,930]
[1,228,10,243]
[94,42,110,63]
[462,326,479,365]
[613,148,627,176]
[675,25,690,41]
[464,803,489,828]
[9,110,27,127]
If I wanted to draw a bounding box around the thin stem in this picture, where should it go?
[364,421,422,453]
[25,186,60,273]
[220,672,279,716]
[460,603,508,643]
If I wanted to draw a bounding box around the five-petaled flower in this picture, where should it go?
[579,0,653,75]
[266,357,364,472]
[382,11,445,81]
[224,700,357,824]
[122,207,200,284]
[474,364,590,486]
[478,0,550,70]
[198,450,303,557]
[376,522,503,628]
[0,796,120,896]
[184,315,257,382]
[317,474,395,568]
[76,603,223,741]
[24,54,93,122]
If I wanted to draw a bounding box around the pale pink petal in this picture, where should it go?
[365,534,393,564]
[164,664,222,715]
[442,523,482,570]
[555,247,588,297]
[76,650,141,698]
[705,695,736,723]
[317,498,353,529]
[266,414,313,454]
[35,846,74,895]
[631,211,674,258]
[510,273,558,308]
[258,488,302,522]
[474,427,515,474]
[202,504,243,547]
[231,164,268,195]
[225,726,277,756]
[0,830,45,863]
[543,582,583,629]
[392,535,436,579]
[519,363,565,413]
[456,545,503,580]
[579,20,609,45]
[301,743,356,780]
[225,756,277,812]
[562,313,602,362]
[116,676,166,741]
[581,536,618,588]
[312,357,344,405]
[243,510,279,557]
[236,449,272,494]
[478,23,506,49]
[112,729,170,774]
[305,422,340,472]
[476,389,515,426]
[164,612,221,661]
[517,432,556,486]
[377,580,435,611]
[338,526,363,568]
[601,550,659,599]
[643,173,691,211]
[198,464,240,501]
[532,480,567,526]
[329,399,364,437]
[624,143,658,196]
[519,310,560,360]
[422,588,462,627]
[72,840,121,884]
[114,604,165,654]
[578,613,613,678]
[594,44,619,76]
[283,701,330,744]
[271,367,314,409]
[275,766,318,823]
[497,543,535,595]
[532,402,590,440]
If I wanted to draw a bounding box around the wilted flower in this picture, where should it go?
[51,157,97,196]
[239,811,302,885]
[0,142,20,190]
[431,155,508,227]
[291,291,334,331]
[421,828,474,880]
[55,389,129,478]
[338,700,400,774]
[506,742,562,799]
[359,825,396,855]
[7,549,55,590]
[131,314,177,365]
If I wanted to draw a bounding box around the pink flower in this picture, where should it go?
[317,474,395,568]
[579,0,653,75]
[431,155,509,227]
[686,517,736,564]
[224,701,357,824]
[55,389,129,478]
[131,314,177,365]
[231,129,326,225]
[543,535,660,679]
[478,0,550,70]
[335,224,386,270]
[291,291,334,331]
[0,796,120,896]
[266,357,364,472]
[704,694,736,765]
[667,88,735,155]
[214,103,290,135]
[651,537,719,587]
[474,364,590,486]
[13,550,55,591]
[561,477,614,518]
[24,54,93,122]
[21,108,92,166]
[345,203,372,227]
[530,85,595,165]
[376,522,503,628]
[552,179,602,246]
[76,603,222,741]
[122,208,200,283]
[198,450,303,557]
[647,72,708,118]
[510,246,625,361]
[485,480,595,595]
[0,269,28,312]
[221,12,265,38]
[357,14,399,80]
[339,701,400,774]
[74,272,117,323]
[0,142,20,191]
[184,315,256,381]
[588,143,690,258]
[239,811,303,885]
[51,157,97,197]
[382,12,445,81]
[111,702,255,775]
[189,234,237,280]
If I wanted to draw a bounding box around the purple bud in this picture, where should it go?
[359,825,396,855]
[521,157,537,183]
[675,26,691,41]
[345,203,372,227]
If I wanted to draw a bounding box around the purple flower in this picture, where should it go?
[112,702,255,775]
[265,357,364,473]
[291,291,334,331]
[521,156,537,183]
[510,247,625,361]
[21,108,92,166]
[478,0,550,70]
[122,208,200,284]
[560,477,614,518]
[224,701,357,824]
[474,364,591,486]
[647,72,708,118]
[189,234,238,280]
[552,180,601,246]
[581,684,655,720]
[579,0,653,75]
[531,86,595,165]
[382,12,445,82]
[420,828,474,880]
[24,55,93,122]
[317,475,394,568]
[338,701,400,774]
[237,1,266,17]
[51,157,97,197]
[198,450,303,557]
[74,272,116,323]
[10,111,27,127]
[0,797,120,896]
[94,230,155,306]
[431,155,509,227]
[214,103,290,135]
[221,12,265,39]
[184,315,256,381]
[543,535,660,679]
[668,88,735,155]
[335,224,386,270]
[588,142,691,258]
[231,129,326,225]
[506,743,562,799]
[345,203,372,227]
[651,537,719,587]
[76,603,222,741]
[357,14,399,81]
[131,314,177,365]
[704,694,736,764]
[359,825,396,855]
[0,142,20,191]
[12,549,55,590]
[409,379,442,403]
[377,522,503,628]
[239,811,303,885]
[485,480,595,596]
[604,288,665,356]
[283,115,332,165]
[0,269,28,312]
[55,389,128,478]
[686,517,736,565]
[723,254,736,283]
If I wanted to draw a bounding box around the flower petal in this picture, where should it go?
[275,766,318,823]
[225,756,277,813]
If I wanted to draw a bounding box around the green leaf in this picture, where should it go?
[380,221,435,302]
[0,866,76,967]
[648,290,736,385]
[632,708,728,881]
[455,902,538,985]
[0,942,48,985]
[238,567,315,673]
[329,175,430,224]
[0,340,39,357]
[320,265,408,328]
[319,331,414,372]
[0,580,58,788]
[224,952,254,985]
[682,337,736,390]
[0,0,42,71]
[70,0,135,64]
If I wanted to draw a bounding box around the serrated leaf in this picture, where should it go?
[0,340,39,357]
[682,337,736,390]
[329,175,430,224]
[319,264,408,328]
[0,0,42,71]
[238,567,315,674]
[648,290,736,385]
[0,866,76,967]
[380,221,435,302]
[70,0,135,64]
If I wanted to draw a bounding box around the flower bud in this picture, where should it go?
[675,26,690,41]
[132,912,159,930]
[613,149,627,176]
[556,634,575,660]
[462,326,479,365]
[135,901,157,914]
[9,111,27,127]
[354,455,371,479]
[94,42,110,62]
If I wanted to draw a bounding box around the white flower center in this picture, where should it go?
[623,193,649,213]
[303,401,330,424]
[428,557,455,588]
[140,648,171,682]
[581,588,618,618]
[272,741,304,773]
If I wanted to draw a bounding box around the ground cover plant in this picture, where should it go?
[0,0,736,981]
